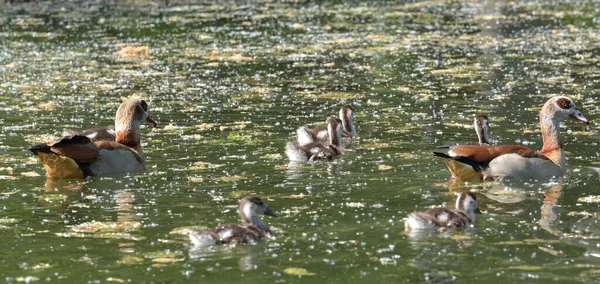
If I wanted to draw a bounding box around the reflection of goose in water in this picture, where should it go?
[480,183,527,204]
[539,182,563,235]
[188,243,267,271]
[476,181,563,236]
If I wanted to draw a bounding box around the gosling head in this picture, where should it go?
[474,114,490,144]
[339,104,357,135]
[239,196,277,231]
[456,191,481,220]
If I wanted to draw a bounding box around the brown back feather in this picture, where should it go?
[450,145,549,163]
[417,207,471,228]
[49,136,99,163]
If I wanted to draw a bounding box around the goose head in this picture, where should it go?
[456,191,481,220]
[327,117,344,147]
[115,98,157,132]
[114,98,157,148]
[542,96,588,125]
[339,104,357,135]
[239,196,277,232]
[474,114,490,144]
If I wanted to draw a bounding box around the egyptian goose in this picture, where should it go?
[286,117,344,162]
[474,114,490,145]
[439,113,490,148]
[297,104,357,146]
[188,196,277,247]
[434,96,588,181]
[29,98,158,178]
[405,191,481,231]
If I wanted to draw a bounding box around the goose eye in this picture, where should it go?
[556,98,571,110]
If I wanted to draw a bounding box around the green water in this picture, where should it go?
[1,0,600,282]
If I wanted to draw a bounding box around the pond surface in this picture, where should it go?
[1,0,600,282]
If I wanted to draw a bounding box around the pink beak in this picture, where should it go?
[570,109,589,125]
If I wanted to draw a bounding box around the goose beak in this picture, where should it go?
[475,207,482,214]
[570,109,589,125]
[146,115,158,127]
[264,207,277,217]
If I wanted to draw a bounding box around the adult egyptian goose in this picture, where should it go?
[405,191,481,231]
[297,104,357,146]
[188,196,277,247]
[30,98,158,178]
[434,96,588,181]
[286,117,344,162]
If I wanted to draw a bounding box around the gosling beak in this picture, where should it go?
[146,115,158,127]
[264,207,277,217]
[570,109,589,125]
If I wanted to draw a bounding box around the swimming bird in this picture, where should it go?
[438,113,490,148]
[297,104,357,146]
[286,117,344,162]
[188,196,277,247]
[434,96,588,181]
[30,98,157,178]
[474,114,490,145]
[405,191,481,231]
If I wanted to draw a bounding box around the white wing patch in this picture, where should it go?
[285,142,309,162]
[86,131,98,139]
[218,229,233,241]
[405,213,436,230]
[296,127,314,146]
[437,212,448,223]
[316,130,328,140]
[189,232,217,247]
